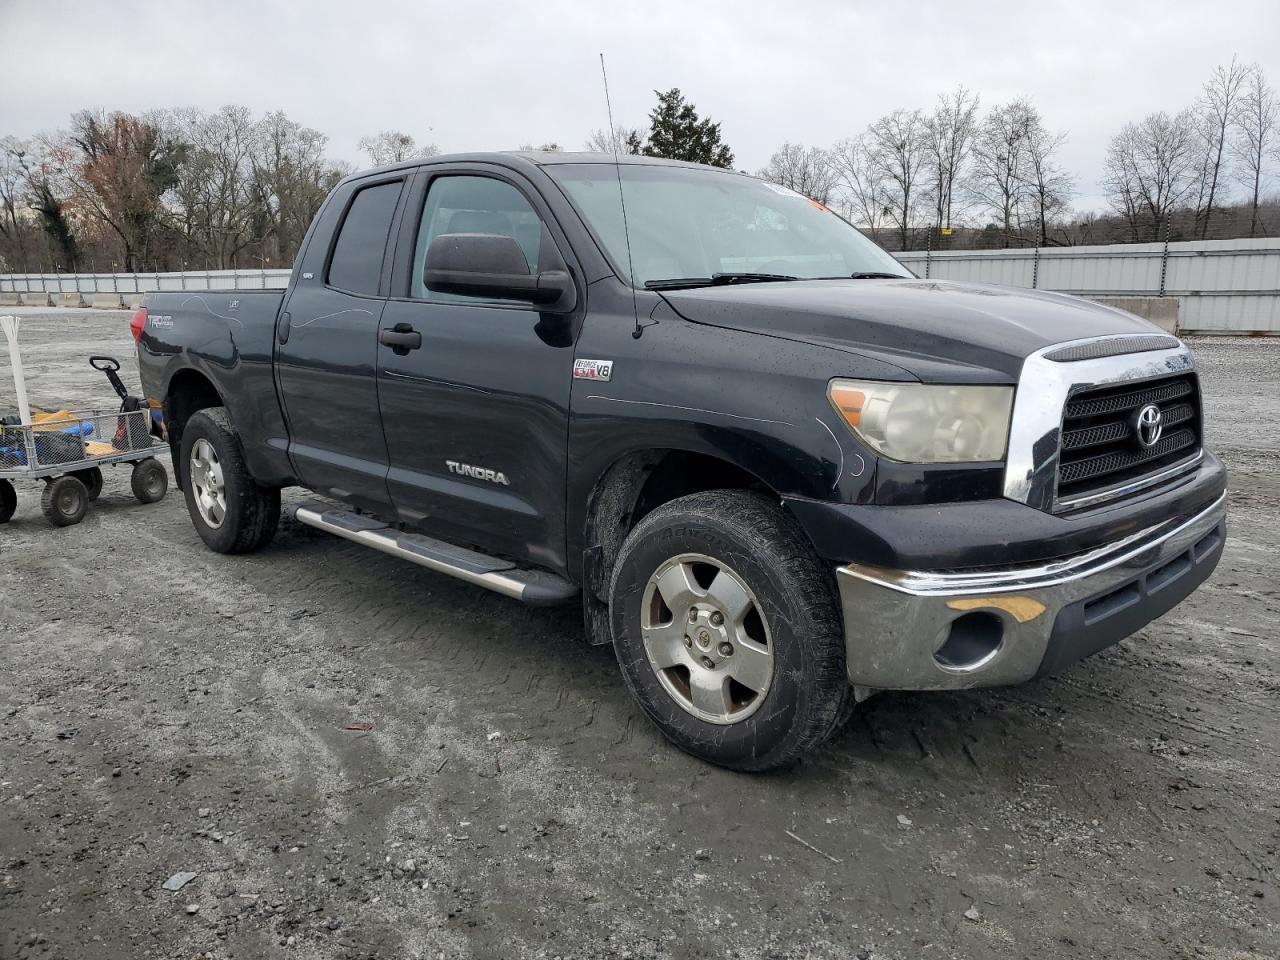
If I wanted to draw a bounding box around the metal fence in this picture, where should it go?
[892,237,1280,334]
[2,238,1278,333]
[0,268,292,295]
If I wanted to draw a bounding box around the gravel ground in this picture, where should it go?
[1,306,1277,960]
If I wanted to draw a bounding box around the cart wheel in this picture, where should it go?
[0,479,15,524]
[130,458,168,504]
[72,467,104,501]
[41,475,89,527]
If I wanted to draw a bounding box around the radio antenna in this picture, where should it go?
[599,53,643,339]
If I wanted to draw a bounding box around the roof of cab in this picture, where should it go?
[346,150,745,184]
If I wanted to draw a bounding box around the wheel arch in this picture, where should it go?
[164,368,224,490]
[579,446,808,646]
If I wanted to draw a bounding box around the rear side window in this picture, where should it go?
[327,181,402,295]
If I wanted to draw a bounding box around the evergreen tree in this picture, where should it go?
[642,89,734,168]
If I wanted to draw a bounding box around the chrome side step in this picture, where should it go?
[293,501,578,606]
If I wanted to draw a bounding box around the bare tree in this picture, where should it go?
[584,127,644,155]
[757,143,838,203]
[1104,110,1199,241]
[0,136,31,270]
[1232,63,1278,237]
[357,130,439,167]
[253,112,350,266]
[969,98,1039,246]
[169,106,261,268]
[829,136,891,240]
[1195,57,1249,238]
[1021,122,1074,244]
[517,142,563,152]
[865,109,927,249]
[924,85,979,231]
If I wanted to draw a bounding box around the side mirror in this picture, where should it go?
[423,233,574,310]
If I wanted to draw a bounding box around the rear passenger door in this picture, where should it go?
[276,175,407,515]
[377,167,581,570]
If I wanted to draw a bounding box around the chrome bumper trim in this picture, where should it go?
[836,493,1226,691]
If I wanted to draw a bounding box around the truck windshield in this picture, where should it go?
[546,163,911,289]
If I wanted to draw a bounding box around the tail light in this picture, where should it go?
[129,307,148,342]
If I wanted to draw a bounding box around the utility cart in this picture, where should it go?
[1,315,168,527]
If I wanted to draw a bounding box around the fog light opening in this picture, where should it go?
[934,612,1004,672]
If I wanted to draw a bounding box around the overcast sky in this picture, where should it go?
[3,0,1278,213]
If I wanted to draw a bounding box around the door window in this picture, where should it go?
[327,181,402,296]
[411,176,549,302]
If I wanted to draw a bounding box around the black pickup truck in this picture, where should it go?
[135,152,1226,770]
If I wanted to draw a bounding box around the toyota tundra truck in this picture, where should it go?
[133,152,1227,771]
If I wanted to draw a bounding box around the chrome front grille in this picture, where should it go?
[1055,374,1202,507]
[1002,335,1201,515]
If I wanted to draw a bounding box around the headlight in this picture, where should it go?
[828,379,1013,463]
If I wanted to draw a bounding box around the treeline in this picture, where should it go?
[756,58,1279,250]
[0,88,731,274]
[2,64,1276,272]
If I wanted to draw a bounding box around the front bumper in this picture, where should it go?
[836,492,1226,691]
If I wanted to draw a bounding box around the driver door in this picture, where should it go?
[376,168,580,571]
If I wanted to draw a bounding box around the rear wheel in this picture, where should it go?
[71,467,104,501]
[130,457,168,503]
[180,407,279,554]
[41,475,89,527]
[609,490,852,772]
[0,479,15,523]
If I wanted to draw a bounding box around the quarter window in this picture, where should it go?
[327,181,402,296]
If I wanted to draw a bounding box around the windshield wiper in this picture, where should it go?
[847,272,909,279]
[645,272,798,290]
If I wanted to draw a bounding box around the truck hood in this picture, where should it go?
[659,278,1163,382]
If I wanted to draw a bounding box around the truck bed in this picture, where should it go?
[137,287,293,487]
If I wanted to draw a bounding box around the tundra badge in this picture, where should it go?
[446,461,510,486]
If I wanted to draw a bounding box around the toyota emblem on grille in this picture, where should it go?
[1135,403,1164,448]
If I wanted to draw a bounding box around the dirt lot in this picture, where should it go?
[0,306,1276,960]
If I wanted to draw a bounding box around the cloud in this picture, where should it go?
[2,0,1277,211]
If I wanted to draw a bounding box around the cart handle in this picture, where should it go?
[89,355,130,402]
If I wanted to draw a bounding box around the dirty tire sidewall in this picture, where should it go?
[610,490,851,772]
[41,475,89,527]
[0,478,15,523]
[180,408,280,554]
[130,457,168,504]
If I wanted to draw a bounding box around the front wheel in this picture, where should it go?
[41,475,89,527]
[180,408,279,554]
[609,490,852,772]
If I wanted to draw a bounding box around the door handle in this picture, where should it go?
[380,323,422,354]
[276,311,291,345]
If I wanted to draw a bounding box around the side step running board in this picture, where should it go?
[293,501,578,606]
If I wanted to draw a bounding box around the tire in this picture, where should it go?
[609,490,852,772]
[0,479,15,523]
[41,475,89,527]
[180,407,279,554]
[72,467,104,501]
[130,457,168,503]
